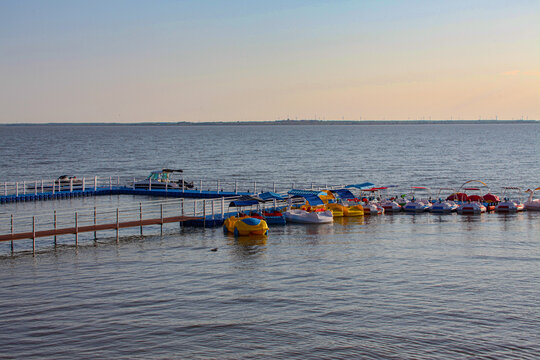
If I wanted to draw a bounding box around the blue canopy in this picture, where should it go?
[288,189,327,196]
[302,194,324,206]
[229,195,264,207]
[346,182,375,190]
[330,189,355,200]
[259,191,286,201]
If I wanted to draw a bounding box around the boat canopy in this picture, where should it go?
[330,189,356,200]
[259,192,286,201]
[162,168,183,173]
[229,195,264,207]
[346,182,375,190]
[302,194,325,206]
[288,189,327,197]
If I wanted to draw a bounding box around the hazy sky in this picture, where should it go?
[1,0,539,123]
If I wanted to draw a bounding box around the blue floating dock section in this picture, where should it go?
[0,188,116,204]
[0,186,255,204]
[115,187,254,199]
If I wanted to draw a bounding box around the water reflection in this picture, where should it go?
[226,234,267,262]
[334,216,364,227]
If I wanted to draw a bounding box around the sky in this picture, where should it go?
[0,0,539,123]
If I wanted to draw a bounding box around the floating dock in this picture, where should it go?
[0,187,255,204]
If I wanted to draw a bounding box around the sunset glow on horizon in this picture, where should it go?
[1,0,539,123]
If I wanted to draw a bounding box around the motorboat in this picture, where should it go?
[403,187,432,213]
[430,188,459,213]
[495,187,525,212]
[134,169,194,190]
[524,187,540,211]
[283,209,334,224]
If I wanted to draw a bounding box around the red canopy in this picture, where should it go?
[483,193,500,203]
[468,194,483,202]
[447,193,468,201]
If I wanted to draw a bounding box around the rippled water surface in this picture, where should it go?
[0,124,539,359]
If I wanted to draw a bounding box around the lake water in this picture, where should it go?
[0,123,539,359]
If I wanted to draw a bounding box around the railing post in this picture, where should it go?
[165,181,168,192]
[75,212,78,246]
[194,201,197,218]
[217,180,220,193]
[133,178,136,190]
[94,207,97,241]
[32,216,36,255]
[182,177,185,192]
[160,204,163,235]
[82,177,86,192]
[52,180,55,195]
[54,210,57,245]
[16,182,19,197]
[109,176,112,190]
[199,180,202,193]
[273,182,276,192]
[94,176,97,191]
[41,179,44,194]
[10,214,14,254]
[117,175,120,186]
[203,200,206,228]
[70,178,73,193]
[4,182,7,196]
[254,181,257,194]
[149,179,152,191]
[311,182,314,190]
[235,181,238,194]
[139,203,143,235]
[23,181,26,195]
[116,208,119,243]
[221,197,225,219]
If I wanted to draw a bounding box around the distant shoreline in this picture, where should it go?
[1,119,538,126]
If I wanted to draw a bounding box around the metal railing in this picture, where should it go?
[1,175,344,197]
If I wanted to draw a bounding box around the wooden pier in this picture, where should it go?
[0,215,200,242]
[0,197,237,254]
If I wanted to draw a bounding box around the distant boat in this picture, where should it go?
[524,187,540,211]
[430,188,459,213]
[495,187,525,212]
[403,187,432,213]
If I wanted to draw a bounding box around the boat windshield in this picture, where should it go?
[147,171,171,182]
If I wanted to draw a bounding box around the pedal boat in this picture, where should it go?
[430,188,459,213]
[495,187,525,212]
[223,215,269,236]
[524,187,540,211]
[283,209,334,224]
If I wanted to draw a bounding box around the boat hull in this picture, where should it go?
[283,210,334,224]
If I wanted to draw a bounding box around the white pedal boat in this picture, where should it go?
[283,209,334,224]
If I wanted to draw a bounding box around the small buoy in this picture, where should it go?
[210,248,218,252]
